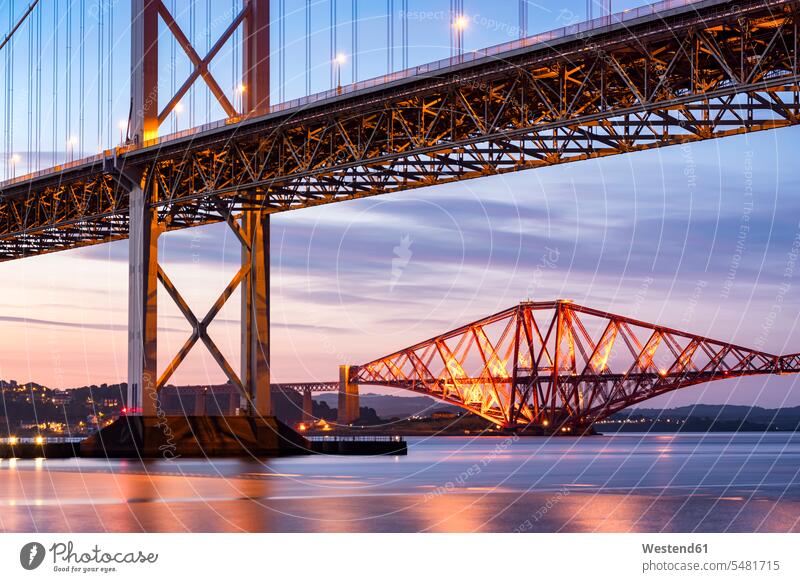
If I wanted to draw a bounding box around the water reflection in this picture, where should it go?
[0,433,798,532]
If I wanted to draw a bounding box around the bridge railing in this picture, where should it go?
[306,435,404,442]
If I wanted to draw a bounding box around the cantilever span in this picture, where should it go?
[351,301,799,431]
[781,353,800,371]
[1,0,799,259]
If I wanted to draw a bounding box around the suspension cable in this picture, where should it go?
[0,0,40,53]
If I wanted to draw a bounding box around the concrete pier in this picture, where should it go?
[80,415,310,458]
[337,365,360,425]
[302,388,314,423]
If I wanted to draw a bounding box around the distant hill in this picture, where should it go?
[315,392,460,419]
[610,404,800,432]
[622,404,800,424]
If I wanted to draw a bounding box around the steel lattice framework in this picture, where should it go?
[273,382,338,393]
[354,301,800,430]
[1,0,799,260]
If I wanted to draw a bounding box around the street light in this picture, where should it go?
[117,119,128,145]
[235,83,246,113]
[333,53,347,93]
[9,154,20,178]
[66,136,78,162]
[452,15,468,57]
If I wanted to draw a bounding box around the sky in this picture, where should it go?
[0,0,799,409]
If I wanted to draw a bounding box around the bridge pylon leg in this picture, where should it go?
[241,211,271,416]
[127,183,162,415]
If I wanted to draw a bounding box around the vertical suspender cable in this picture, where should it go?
[190,0,195,125]
[279,0,285,102]
[80,0,85,153]
[520,0,528,38]
[449,0,454,58]
[28,3,33,173]
[402,0,407,69]
[306,0,311,96]
[97,0,103,150]
[107,0,113,146]
[4,2,11,177]
[231,0,239,111]
[204,0,211,123]
[36,3,41,170]
[386,0,393,74]
[233,0,239,112]
[171,0,177,131]
[330,0,335,88]
[67,0,72,159]
[351,0,357,82]
[54,0,60,162]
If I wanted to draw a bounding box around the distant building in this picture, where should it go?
[159,384,240,416]
[431,411,460,420]
[51,391,71,405]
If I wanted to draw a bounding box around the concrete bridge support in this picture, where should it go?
[127,0,273,418]
[127,182,161,416]
[337,365,360,425]
[302,388,314,423]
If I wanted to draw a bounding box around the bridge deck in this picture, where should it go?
[0,0,796,260]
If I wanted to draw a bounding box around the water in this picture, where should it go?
[1,433,799,532]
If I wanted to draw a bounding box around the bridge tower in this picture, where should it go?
[127,0,271,417]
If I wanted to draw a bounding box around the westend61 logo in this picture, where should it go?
[19,541,158,574]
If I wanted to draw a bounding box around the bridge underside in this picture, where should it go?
[1,0,799,260]
[354,301,799,430]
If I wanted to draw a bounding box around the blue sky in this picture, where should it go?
[0,0,799,408]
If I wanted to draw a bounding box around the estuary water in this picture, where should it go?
[1,433,798,532]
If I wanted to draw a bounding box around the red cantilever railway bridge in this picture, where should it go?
[342,301,800,431]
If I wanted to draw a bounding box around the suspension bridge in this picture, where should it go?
[0,0,799,446]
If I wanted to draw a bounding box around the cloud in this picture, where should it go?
[0,315,184,333]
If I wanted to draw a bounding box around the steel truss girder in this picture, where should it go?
[273,382,339,393]
[354,301,797,429]
[1,0,800,260]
